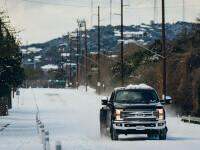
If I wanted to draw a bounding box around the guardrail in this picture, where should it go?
[181,115,200,125]
[36,113,50,150]
[33,88,62,150]
[36,113,62,150]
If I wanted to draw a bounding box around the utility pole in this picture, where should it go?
[76,29,79,89]
[121,0,124,86]
[61,48,64,88]
[110,0,112,25]
[183,0,185,22]
[162,0,166,100]
[69,35,72,86]
[154,0,158,23]
[91,0,93,27]
[97,6,101,95]
[84,21,88,92]
[66,47,68,86]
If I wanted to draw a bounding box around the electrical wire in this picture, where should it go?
[22,0,114,8]
[4,0,8,14]
[99,52,121,63]
[129,40,164,58]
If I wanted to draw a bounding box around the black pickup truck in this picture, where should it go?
[100,84,172,140]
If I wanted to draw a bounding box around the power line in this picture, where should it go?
[124,0,145,13]
[129,3,200,9]
[91,0,93,27]
[183,0,185,22]
[4,0,8,14]
[110,0,112,25]
[22,0,91,8]
[154,0,158,23]
[99,52,121,63]
[22,0,113,8]
[130,40,164,58]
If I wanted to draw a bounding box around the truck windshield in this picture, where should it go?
[115,89,159,104]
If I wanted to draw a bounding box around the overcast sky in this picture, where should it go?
[1,0,200,45]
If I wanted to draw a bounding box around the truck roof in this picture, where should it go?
[114,84,154,91]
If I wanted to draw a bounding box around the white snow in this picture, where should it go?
[140,24,152,29]
[115,30,144,37]
[114,84,153,91]
[61,53,70,57]
[21,47,43,54]
[34,55,42,62]
[126,84,153,90]
[64,63,77,67]
[122,39,135,44]
[27,58,32,62]
[137,39,145,43]
[124,31,144,35]
[41,64,58,71]
[59,43,68,46]
[35,55,42,59]
[90,52,98,55]
[109,55,118,58]
[114,30,121,37]
[0,88,200,150]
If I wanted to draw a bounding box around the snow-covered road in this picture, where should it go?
[0,88,200,150]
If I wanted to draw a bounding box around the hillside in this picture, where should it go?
[21,22,192,70]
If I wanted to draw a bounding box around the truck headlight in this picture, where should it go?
[114,109,124,121]
[156,109,164,120]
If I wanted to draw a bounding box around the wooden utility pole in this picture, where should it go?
[162,0,166,100]
[97,6,101,95]
[69,35,72,85]
[121,0,124,86]
[91,0,93,27]
[85,21,88,92]
[61,48,64,88]
[110,0,112,25]
[76,29,79,89]
[66,47,68,85]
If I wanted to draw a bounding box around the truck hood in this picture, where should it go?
[114,102,163,109]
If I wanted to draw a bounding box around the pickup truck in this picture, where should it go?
[100,84,172,140]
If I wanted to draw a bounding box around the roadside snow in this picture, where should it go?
[0,88,200,150]
[0,89,42,150]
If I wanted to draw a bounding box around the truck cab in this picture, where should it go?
[100,84,172,140]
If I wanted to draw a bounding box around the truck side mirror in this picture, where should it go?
[101,97,108,105]
[161,96,172,105]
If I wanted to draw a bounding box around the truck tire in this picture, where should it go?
[100,110,107,137]
[159,128,167,140]
[111,129,118,141]
[100,121,107,137]
[159,132,167,140]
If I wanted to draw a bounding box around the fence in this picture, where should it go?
[181,115,200,125]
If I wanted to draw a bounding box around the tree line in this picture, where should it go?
[0,12,25,115]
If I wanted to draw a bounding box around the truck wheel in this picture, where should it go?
[159,129,167,140]
[100,110,107,137]
[100,121,107,137]
[111,129,118,141]
[159,133,167,140]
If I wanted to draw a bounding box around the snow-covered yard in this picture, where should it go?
[0,88,200,150]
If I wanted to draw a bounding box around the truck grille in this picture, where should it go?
[124,123,156,127]
[121,109,158,122]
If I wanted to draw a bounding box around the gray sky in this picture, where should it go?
[1,0,200,45]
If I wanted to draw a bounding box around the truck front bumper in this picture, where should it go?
[113,120,167,134]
